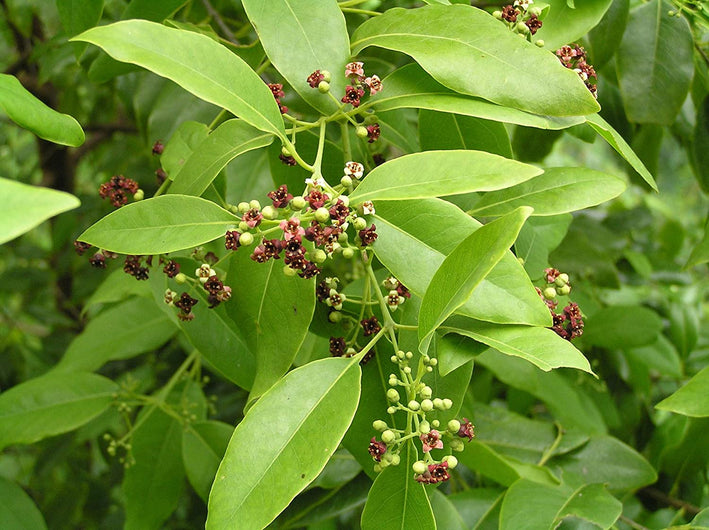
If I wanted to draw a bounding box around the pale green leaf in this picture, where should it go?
[656,366,709,418]
[0,477,48,530]
[534,0,614,50]
[182,421,233,502]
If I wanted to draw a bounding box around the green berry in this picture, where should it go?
[558,284,571,296]
[318,81,330,93]
[133,189,144,201]
[315,207,330,223]
[412,461,428,475]
[516,22,529,33]
[373,463,382,473]
[328,311,342,323]
[535,39,545,47]
[364,113,378,125]
[321,70,331,82]
[261,205,277,220]
[448,419,461,433]
[239,221,250,232]
[341,175,353,187]
[373,420,388,431]
[249,199,261,210]
[283,265,296,277]
[354,217,367,230]
[431,420,440,428]
[543,286,557,300]
[175,272,187,284]
[238,202,250,213]
[355,126,368,139]
[492,10,502,19]
[312,249,327,264]
[443,455,458,469]
[387,388,400,402]
[382,430,396,443]
[291,196,306,210]
[421,399,434,412]
[239,232,254,246]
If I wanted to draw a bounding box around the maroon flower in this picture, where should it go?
[420,430,444,453]
[298,261,321,279]
[242,208,263,229]
[316,280,330,302]
[204,275,224,295]
[152,140,164,155]
[415,462,450,484]
[174,292,198,315]
[307,190,329,210]
[360,316,381,337]
[368,437,387,462]
[359,224,378,247]
[544,268,560,284]
[89,252,106,269]
[307,70,325,88]
[372,153,386,166]
[280,217,305,241]
[341,85,365,108]
[525,14,542,35]
[98,175,139,208]
[328,199,350,225]
[396,283,411,299]
[279,153,297,166]
[501,5,518,22]
[365,124,381,143]
[163,260,180,278]
[267,83,288,114]
[268,184,293,208]
[304,220,325,244]
[329,336,347,357]
[74,240,92,256]
[225,230,241,250]
[155,168,167,184]
[457,418,475,441]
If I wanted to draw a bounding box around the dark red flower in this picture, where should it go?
[359,224,378,247]
[304,220,325,244]
[525,13,542,35]
[457,418,475,441]
[152,140,164,155]
[268,184,293,208]
[155,168,167,184]
[174,293,198,314]
[204,275,224,295]
[341,85,365,108]
[501,5,518,22]
[420,430,444,452]
[368,437,387,462]
[328,199,350,225]
[307,70,324,88]
[544,268,560,284]
[360,316,381,337]
[307,190,329,210]
[329,336,347,357]
[298,261,321,279]
[396,283,411,299]
[163,260,180,278]
[74,241,92,256]
[242,208,263,228]
[225,230,241,250]
[89,252,106,269]
[366,124,381,143]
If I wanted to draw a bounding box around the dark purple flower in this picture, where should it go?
[368,437,387,462]
[360,316,381,337]
[268,184,293,208]
[225,230,241,250]
[457,418,475,441]
[359,224,378,247]
[329,336,347,357]
[163,260,180,278]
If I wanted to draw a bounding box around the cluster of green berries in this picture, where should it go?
[493,0,545,45]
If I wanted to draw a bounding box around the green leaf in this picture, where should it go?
[550,436,657,491]
[78,195,239,254]
[351,5,600,117]
[616,0,694,125]
[182,421,233,502]
[123,408,184,530]
[441,317,592,373]
[207,357,361,529]
[242,0,349,114]
[74,20,287,139]
[0,372,118,450]
[534,0,613,50]
[56,0,103,57]
[515,214,573,280]
[349,151,541,204]
[373,199,551,326]
[419,110,512,158]
[687,214,709,267]
[0,177,80,245]
[0,476,48,530]
[585,114,657,190]
[691,97,709,194]
[468,167,627,217]
[310,449,362,489]
[587,0,630,68]
[430,490,467,530]
[582,305,663,349]
[225,249,316,400]
[168,119,273,196]
[82,269,153,314]
[0,74,85,146]
[370,64,584,130]
[360,441,436,530]
[437,333,485,377]
[56,297,177,373]
[656,366,709,418]
[500,480,622,530]
[160,121,210,180]
[418,207,533,351]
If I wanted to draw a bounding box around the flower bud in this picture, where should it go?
[341,175,353,187]
[543,286,557,299]
[355,126,369,139]
[249,199,261,210]
[535,39,545,47]
[555,273,569,287]
[516,22,529,33]
[328,310,342,323]
[390,454,400,466]
[315,207,330,223]
[419,421,431,434]
[373,463,382,473]
[318,81,330,93]
[382,430,396,443]
[413,461,428,475]
[321,70,331,82]
[450,438,465,452]
[421,399,434,412]
[443,455,458,469]
[420,386,433,399]
[239,232,254,246]
[442,398,453,410]
[387,389,400,402]
[448,419,461,433]
[261,205,277,220]
[291,196,307,210]
[312,249,327,264]
[558,284,571,296]
[238,201,251,213]
[342,248,355,259]
[433,398,444,410]
[281,146,291,157]
[387,406,397,415]
[353,217,367,231]
[175,272,187,284]
[283,265,297,277]
[373,420,388,431]
[408,400,420,411]
[133,189,144,201]
[431,420,440,428]
[492,10,502,19]
[239,221,250,232]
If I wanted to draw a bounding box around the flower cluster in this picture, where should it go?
[98,175,142,208]
[339,61,383,108]
[556,44,597,98]
[368,350,475,482]
[494,0,544,38]
[536,268,584,340]
[123,255,151,280]
[267,82,288,114]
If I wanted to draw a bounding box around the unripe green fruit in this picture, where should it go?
[283,266,296,277]
[341,175,353,187]
[321,70,331,82]
[239,221,250,232]
[291,196,307,210]
[354,217,367,230]
[408,400,420,411]
[390,454,400,466]
[420,386,433,399]
[382,430,396,443]
[555,273,569,287]
[387,389,400,402]
[312,249,327,264]
[318,81,330,93]
[261,205,277,220]
[536,39,545,47]
[355,126,368,138]
[249,199,261,210]
[413,461,428,475]
[443,455,458,469]
[421,399,434,412]
[328,310,342,323]
[419,421,431,434]
[315,207,330,223]
[238,202,250,213]
[239,232,254,246]
[133,189,144,201]
[543,286,557,299]
[442,398,453,410]
[558,284,571,296]
[373,420,388,431]
[342,248,355,259]
[175,273,187,284]
[448,419,461,433]
[450,438,465,452]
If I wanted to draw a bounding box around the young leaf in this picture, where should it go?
[78,195,239,254]
[242,0,349,114]
[74,20,287,139]
[419,110,512,158]
[207,357,361,529]
[585,114,657,190]
[656,366,709,418]
[440,316,593,374]
[373,199,550,326]
[687,215,709,267]
[225,250,316,401]
[351,5,600,117]
[616,0,694,126]
[349,151,541,204]
[56,296,177,373]
[0,177,80,245]
[369,64,584,130]
[0,372,118,450]
[123,408,184,530]
[182,421,233,502]
[0,476,48,530]
[168,119,273,196]
[0,74,85,146]
[418,207,533,351]
[534,0,613,50]
[360,441,436,530]
[500,480,622,530]
[468,167,627,217]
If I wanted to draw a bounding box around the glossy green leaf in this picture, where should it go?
[0,177,80,245]
[587,0,630,67]
[0,74,85,146]
[56,297,177,372]
[182,421,233,502]
[500,480,622,530]
[0,372,118,450]
[369,64,584,130]
[441,317,592,373]
[82,269,152,314]
[418,207,533,351]
[373,199,551,326]
[534,0,613,50]
[74,20,287,139]
[515,214,573,280]
[310,449,362,489]
[691,96,709,194]
[351,5,600,117]
[160,121,210,180]
[123,408,184,530]
[242,0,349,114]
[225,248,316,400]
[56,0,103,57]
[469,167,627,217]
[360,441,435,530]
[550,436,657,491]
[207,357,361,530]
[687,214,709,267]
[419,110,512,158]
[583,305,663,349]
[349,151,541,204]
[169,119,273,196]
[430,490,467,530]
[656,366,709,418]
[78,195,239,254]
[437,333,485,377]
[585,114,657,190]
[616,0,693,125]
[0,477,47,530]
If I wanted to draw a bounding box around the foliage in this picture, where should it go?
[1,0,708,529]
